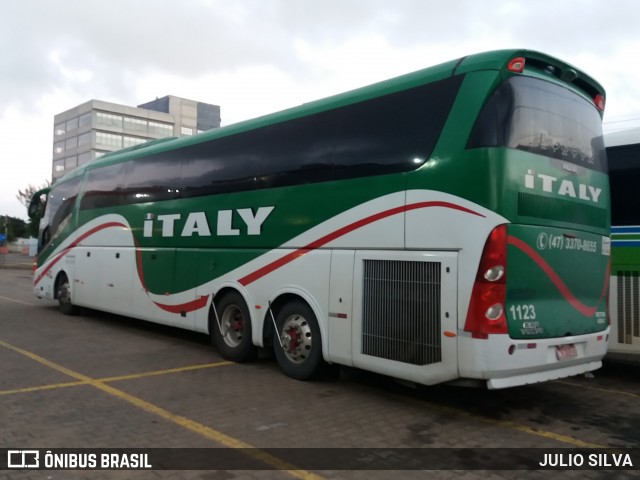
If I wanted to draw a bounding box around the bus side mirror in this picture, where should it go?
[28,188,50,220]
[28,199,40,219]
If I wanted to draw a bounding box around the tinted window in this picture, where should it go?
[179,131,261,197]
[608,143,640,225]
[80,163,126,210]
[260,111,336,188]
[124,156,181,203]
[92,76,463,203]
[469,76,606,172]
[334,76,463,179]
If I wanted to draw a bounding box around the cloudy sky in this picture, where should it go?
[1,0,639,221]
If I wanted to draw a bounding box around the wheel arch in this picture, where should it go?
[53,269,70,301]
[208,284,252,335]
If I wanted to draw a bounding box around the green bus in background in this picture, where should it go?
[29,49,610,389]
[607,128,640,355]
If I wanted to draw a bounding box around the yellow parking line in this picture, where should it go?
[0,361,233,397]
[98,361,234,382]
[0,380,88,396]
[0,339,323,480]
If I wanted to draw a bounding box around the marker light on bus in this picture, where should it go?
[594,94,605,111]
[507,57,525,73]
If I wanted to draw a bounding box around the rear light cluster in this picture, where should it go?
[464,225,508,339]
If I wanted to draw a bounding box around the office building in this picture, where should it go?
[52,95,221,182]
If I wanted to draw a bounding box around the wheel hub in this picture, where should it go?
[221,305,244,347]
[280,314,312,364]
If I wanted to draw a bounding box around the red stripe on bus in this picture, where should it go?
[153,295,209,314]
[34,221,209,315]
[238,201,485,286]
[507,235,609,317]
[34,222,127,286]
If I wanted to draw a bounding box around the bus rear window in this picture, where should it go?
[468,76,606,172]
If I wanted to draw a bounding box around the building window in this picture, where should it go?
[123,136,147,148]
[96,131,123,148]
[148,121,173,136]
[55,122,66,136]
[124,116,147,132]
[181,126,193,136]
[65,136,78,150]
[54,141,64,154]
[96,112,123,129]
[78,132,91,146]
[66,117,79,132]
[64,156,78,169]
[53,159,65,173]
[79,112,92,127]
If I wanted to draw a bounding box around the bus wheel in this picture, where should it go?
[273,300,324,380]
[56,273,77,315]
[211,291,256,362]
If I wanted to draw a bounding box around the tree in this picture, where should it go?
[1,216,28,242]
[16,181,50,208]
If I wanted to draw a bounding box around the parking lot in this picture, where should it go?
[1,264,639,480]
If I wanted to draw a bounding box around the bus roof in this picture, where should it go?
[53,49,606,184]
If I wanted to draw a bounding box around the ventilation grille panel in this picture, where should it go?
[362,259,441,365]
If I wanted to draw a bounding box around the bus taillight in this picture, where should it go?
[507,57,525,73]
[464,225,508,339]
[594,94,605,111]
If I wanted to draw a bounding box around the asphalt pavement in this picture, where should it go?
[0,251,34,270]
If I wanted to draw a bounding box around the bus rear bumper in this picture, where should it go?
[486,360,602,389]
[458,328,609,389]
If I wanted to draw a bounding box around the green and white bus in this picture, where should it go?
[30,50,610,389]
[607,127,640,355]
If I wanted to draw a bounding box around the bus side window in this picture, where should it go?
[260,111,336,188]
[334,76,463,179]
[180,131,261,197]
[80,163,126,210]
[123,156,181,203]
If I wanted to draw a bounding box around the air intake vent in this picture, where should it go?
[617,271,640,345]
[362,260,441,365]
[518,192,607,227]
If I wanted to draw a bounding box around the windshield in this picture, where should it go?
[468,76,606,172]
[38,176,81,251]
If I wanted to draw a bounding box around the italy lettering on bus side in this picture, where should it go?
[524,170,602,203]
[142,207,275,237]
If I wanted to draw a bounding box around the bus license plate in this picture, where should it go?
[556,344,577,360]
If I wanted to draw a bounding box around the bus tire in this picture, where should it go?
[273,300,324,380]
[211,291,256,362]
[56,273,78,316]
